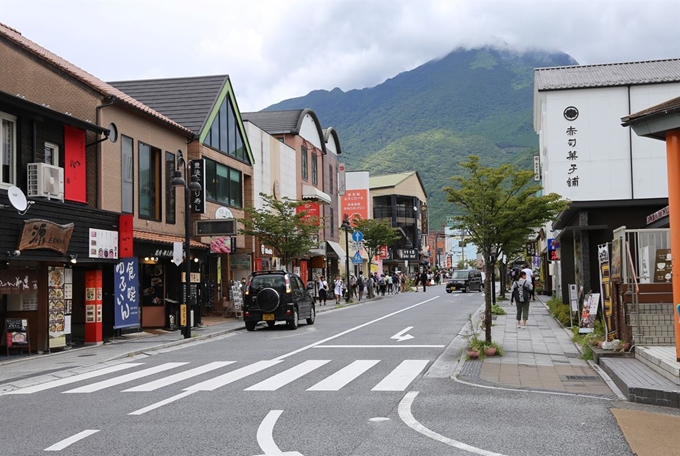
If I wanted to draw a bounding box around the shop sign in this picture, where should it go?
[190,159,206,214]
[89,228,119,259]
[119,214,134,257]
[397,249,418,260]
[17,219,74,254]
[0,269,38,294]
[231,254,251,270]
[114,258,140,330]
[646,206,669,225]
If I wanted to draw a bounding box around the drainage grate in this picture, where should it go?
[77,353,97,357]
[564,353,580,358]
[561,375,600,382]
[460,359,482,378]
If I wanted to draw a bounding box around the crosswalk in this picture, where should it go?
[4,359,430,396]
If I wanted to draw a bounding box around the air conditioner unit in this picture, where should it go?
[27,163,64,201]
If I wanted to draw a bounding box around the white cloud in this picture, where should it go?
[2,0,679,111]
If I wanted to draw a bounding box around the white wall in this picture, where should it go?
[539,82,680,202]
[299,114,323,150]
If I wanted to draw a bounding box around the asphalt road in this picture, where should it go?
[0,289,635,455]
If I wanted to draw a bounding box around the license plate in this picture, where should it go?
[262,314,275,321]
[450,286,456,290]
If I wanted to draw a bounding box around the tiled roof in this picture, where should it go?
[133,230,208,249]
[622,95,680,125]
[110,75,228,134]
[241,110,305,134]
[0,22,192,136]
[369,172,415,189]
[535,58,680,91]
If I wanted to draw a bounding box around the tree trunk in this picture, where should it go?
[499,260,506,299]
[484,259,494,343]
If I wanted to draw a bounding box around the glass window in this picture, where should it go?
[312,153,318,185]
[44,142,59,166]
[165,152,176,224]
[328,164,333,194]
[205,158,242,208]
[301,146,308,181]
[219,99,228,153]
[1,113,17,185]
[330,207,335,237]
[229,168,241,208]
[121,136,134,213]
[227,99,237,156]
[216,164,230,204]
[205,159,216,201]
[138,142,162,221]
[210,114,219,149]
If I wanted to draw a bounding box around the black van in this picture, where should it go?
[445,269,483,293]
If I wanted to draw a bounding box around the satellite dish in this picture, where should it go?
[107,123,118,143]
[8,186,28,211]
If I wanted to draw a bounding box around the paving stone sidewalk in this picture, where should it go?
[462,297,619,397]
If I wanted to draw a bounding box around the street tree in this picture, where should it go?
[238,193,321,269]
[351,216,401,272]
[443,155,568,342]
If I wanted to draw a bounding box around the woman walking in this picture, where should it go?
[510,270,533,328]
[333,276,344,305]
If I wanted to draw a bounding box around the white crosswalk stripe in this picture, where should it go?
[245,360,330,391]
[7,359,431,396]
[307,360,380,391]
[371,360,430,391]
[63,363,188,393]
[185,360,283,392]
[123,362,235,392]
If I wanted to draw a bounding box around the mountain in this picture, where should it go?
[264,47,578,228]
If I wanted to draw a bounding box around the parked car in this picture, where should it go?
[242,270,315,331]
[445,269,483,293]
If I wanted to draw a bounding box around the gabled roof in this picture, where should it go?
[622,95,680,126]
[535,58,680,91]
[369,171,427,197]
[242,109,327,154]
[110,75,227,134]
[0,22,192,136]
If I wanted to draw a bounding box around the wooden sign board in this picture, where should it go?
[17,219,74,254]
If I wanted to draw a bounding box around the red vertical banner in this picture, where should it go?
[84,270,103,344]
[340,189,369,226]
[254,258,263,272]
[119,214,134,257]
[64,125,87,203]
[300,261,308,286]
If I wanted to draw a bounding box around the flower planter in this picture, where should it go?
[484,347,497,357]
[466,349,481,359]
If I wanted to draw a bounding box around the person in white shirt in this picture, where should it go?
[522,264,535,300]
[318,276,328,305]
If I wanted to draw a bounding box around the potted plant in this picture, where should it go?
[618,340,631,352]
[467,336,482,359]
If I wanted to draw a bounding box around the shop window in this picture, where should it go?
[0,112,17,186]
[165,151,176,224]
[301,145,308,181]
[205,158,242,208]
[121,136,134,214]
[138,142,162,221]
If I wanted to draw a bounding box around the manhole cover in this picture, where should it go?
[561,375,600,382]
[77,353,97,357]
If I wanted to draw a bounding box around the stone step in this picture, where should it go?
[635,346,680,384]
[599,357,680,408]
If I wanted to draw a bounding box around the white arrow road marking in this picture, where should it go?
[398,392,507,456]
[254,410,303,456]
[44,429,99,451]
[391,326,415,342]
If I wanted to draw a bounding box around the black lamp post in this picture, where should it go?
[341,215,352,303]
[172,152,201,339]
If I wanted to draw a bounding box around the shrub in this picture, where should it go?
[491,304,506,315]
[546,296,571,326]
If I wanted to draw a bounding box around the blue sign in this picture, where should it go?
[351,231,364,243]
[114,258,140,329]
[352,251,363,264]
[548,238,558,251]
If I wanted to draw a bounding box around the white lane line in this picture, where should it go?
[453,377,614,400]
[123,362,235,392]
[245,360,330,391]
[185,360,283,391]
[128,391,197,416]
[372,360,429,391]
[44,429,100,452]
[5,363,144,395]
[315,345,444,348]
[274,297,439,360]
[63,362,188,393]
[254,410,303,456]
[307,360,380,391]
[398,391,507,456]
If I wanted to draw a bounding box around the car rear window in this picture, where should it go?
[452,270,469,279]
[251,275,285,289]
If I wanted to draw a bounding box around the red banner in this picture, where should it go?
[64,125,86,203]
[119,214,134,258]
[341,189,369,226]
[296,202,320,226]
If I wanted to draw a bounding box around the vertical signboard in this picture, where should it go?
[119,214,134,258]
[85,270,103,344]
[598,244,615,340]
[64,125,87,203]
[341,189,369,226]
[114,258,140,329]
[338,163,346,196]
[533,155,541,182]
[190,159,206,214]
[47,266,66,349]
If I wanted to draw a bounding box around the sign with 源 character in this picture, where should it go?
[18,219,74,254]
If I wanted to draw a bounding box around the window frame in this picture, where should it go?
[204,158,242,209]
[311,153,318,185]
[0,111,17,187]
[44,141,59,167]
[301,145,308,181]
[165,151,176,224]
[138,141,162,221]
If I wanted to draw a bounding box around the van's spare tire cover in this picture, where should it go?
[257,288,280,312]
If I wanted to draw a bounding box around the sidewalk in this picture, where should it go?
[457,297,620,398]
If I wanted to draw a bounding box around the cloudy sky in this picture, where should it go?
[3,0,679,112]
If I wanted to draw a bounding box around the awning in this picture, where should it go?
[326,240,345,258]
[134,230,208,249]
[302,185,332,204]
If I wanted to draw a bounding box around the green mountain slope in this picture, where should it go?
[264,46,577,227]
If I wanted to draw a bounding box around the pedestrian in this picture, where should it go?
[509,268,521,306]
[420,270,429,292]
[522,263,535,300]
[378,274,387,296]
[357,271,365,301]
[400,273,407,293]
[333,275,344,304]
[349,274,357,299]
[510,270,533,328]
[367,273,375,298]
[386,274,393,294]
[392,272,400,294]
[318,275,328,305]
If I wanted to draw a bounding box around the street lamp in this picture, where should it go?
[341,215,352,303]
[172,151,201,339]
